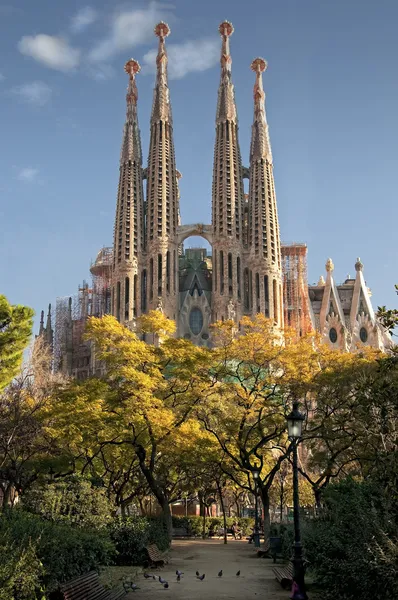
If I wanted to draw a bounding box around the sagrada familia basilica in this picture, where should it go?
[38,21,391,379]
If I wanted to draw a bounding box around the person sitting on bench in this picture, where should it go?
[231,522,242,539]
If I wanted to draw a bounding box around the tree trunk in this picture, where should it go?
[135,445,173,540]
[216,480,228,545]
[279,481,284,523]
[1,482,14,510]
[259,487,271,541]
[314,487,322,509]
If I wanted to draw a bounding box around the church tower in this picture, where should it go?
[144,22,179,321]
[112,58,144,324]
[211,21,245,323]
[247,58,283,325]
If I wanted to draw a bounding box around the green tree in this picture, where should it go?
[0,294,34,391]
[199,315,323,537]
[51,313,212,539]
[377,284,398,334]
[0,337,62,509]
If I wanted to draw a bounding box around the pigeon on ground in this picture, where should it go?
[177,574,181,582]
[122,581,130,592]
[236,570,241,577]
[159,576,167,584]
[143,572,151,579]
[176,570,184,576]
[197,574,205,580]
[131,583,140,592]
[164,582,169,589]
[196,570,200,577]
[218,570,223,577]
[153,575,157,580]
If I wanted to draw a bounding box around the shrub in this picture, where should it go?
[109,517,169,565]
[172,515,207,536]
[0,535,45,600]
[302,478,398,600]
[22,476,113,530]
[171,515,254,537]
[0,509,116,593]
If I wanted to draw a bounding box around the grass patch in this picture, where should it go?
[99,565,142,590]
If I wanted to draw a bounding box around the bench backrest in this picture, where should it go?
[60,571,104,600]
[146,544,163,561]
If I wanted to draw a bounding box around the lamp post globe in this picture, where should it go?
[286,402,308,600]
[252,469,260,548]
[286,402,305,440]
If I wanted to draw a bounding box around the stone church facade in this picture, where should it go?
[42,20,391,378]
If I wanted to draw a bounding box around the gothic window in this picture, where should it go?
[149,258,154,300]
[133,274,137,317]
[264,275,269,317]
[244,268,250,311]
[329,327,338,344]
[220,251,224,295]
[166,251,170,294]
[189,308,203,336]
[359,327,368,343]
[256,273,260,312]
[228,253,233,296]
[273,278,278,324]
[237,256,241,299]
[116,281,121,322]
[158,254,162,296]
[125,277,130,321]
[141,269,147,312]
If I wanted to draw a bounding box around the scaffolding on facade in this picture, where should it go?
[281,243,313,336]
[90,247,113,317]
[53,282,93,374]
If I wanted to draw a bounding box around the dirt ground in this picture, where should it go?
[125,538,289,599]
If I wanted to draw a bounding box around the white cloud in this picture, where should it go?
[10,81,52,106]
[85,63,115,81]
[18,34,80,71]
[142,38,219,80]
[18,167,39,182]
[71,6,98,33]
[0,73,5,81]
[88,1,173,62]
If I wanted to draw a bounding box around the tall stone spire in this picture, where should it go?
[45,303,53,348]
[39,310,45,336]
[144,22,179,321]
[112,58,144,324]
[248,58,282,325]
[211,21,245,323]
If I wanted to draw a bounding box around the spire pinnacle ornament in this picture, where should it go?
[151,21,172,123]
[250,57,272,162]
[219,20,234,72]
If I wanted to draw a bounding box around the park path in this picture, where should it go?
[126,538,288,599]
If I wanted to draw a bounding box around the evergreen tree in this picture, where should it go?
[0,295,34,391]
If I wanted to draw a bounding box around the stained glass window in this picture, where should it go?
[189,307,203,335]
[329,327,338,343]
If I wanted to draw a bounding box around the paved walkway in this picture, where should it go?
[126,539,288,599]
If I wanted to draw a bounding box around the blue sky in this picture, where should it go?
[1,0,397,333]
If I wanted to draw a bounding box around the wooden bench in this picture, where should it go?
[172,526,191,538]
[60,571,126,600]
[216,527,235,539]
[272,561,294,590]
[269,536,282,563]
[144,543,169,568]
[256,538,270,557]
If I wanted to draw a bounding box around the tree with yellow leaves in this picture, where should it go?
[300,346,382,506]
[50,311,213,538]
[198,314,324,536]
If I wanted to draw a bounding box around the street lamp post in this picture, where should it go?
[286,402,308,600]
[253,470,260,548]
